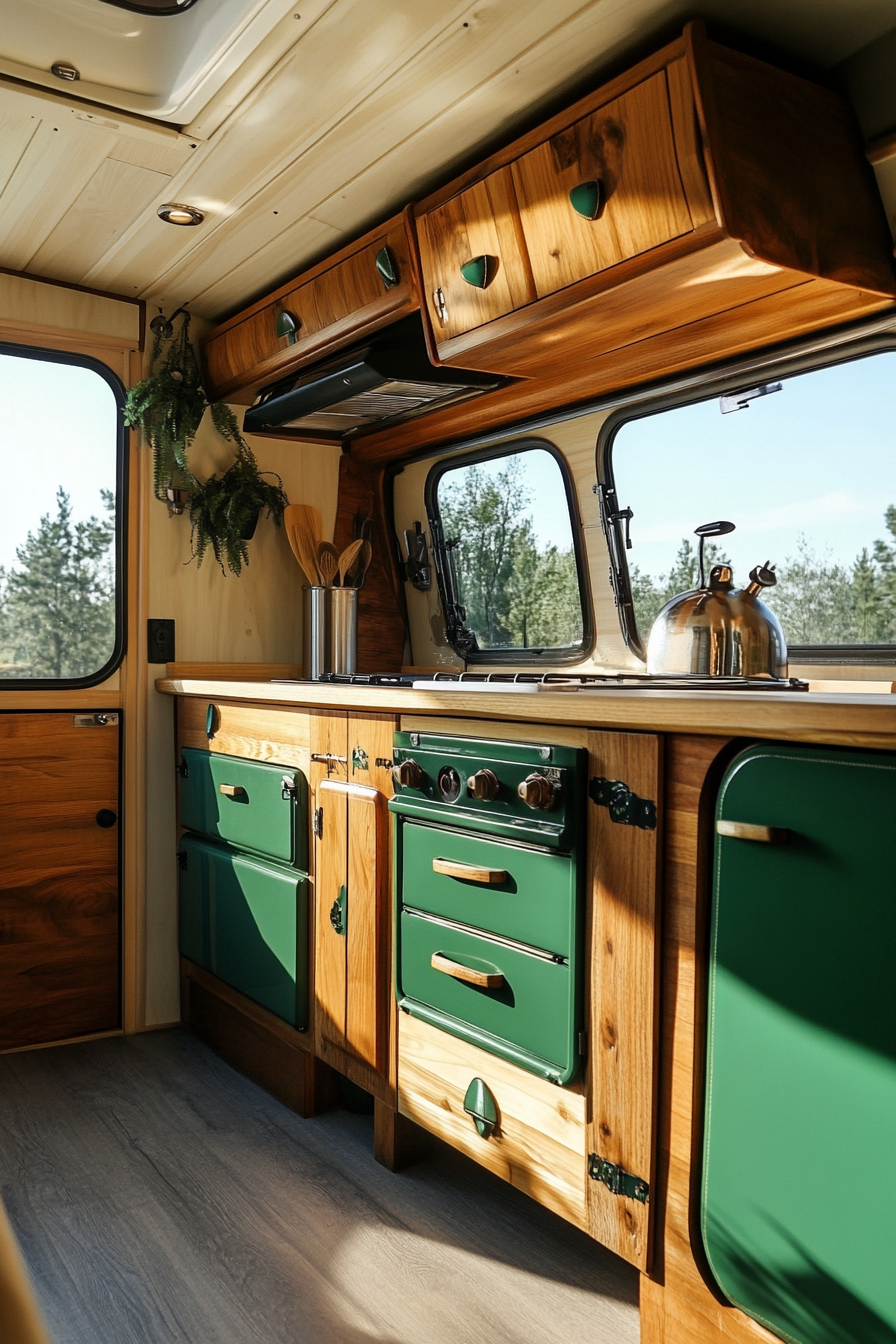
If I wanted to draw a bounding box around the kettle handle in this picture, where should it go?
[694,520,736,587]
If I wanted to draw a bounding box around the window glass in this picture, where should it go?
[608,350,896,650]
[0,347,122,683]
[433,444,584,656]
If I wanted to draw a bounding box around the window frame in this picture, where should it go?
[596,332,896,666]
[424,435,593,665]
[0,339,128,691]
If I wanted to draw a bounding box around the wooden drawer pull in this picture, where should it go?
[432,857,508,884]
[218,784,247,800]
[716,819,790,844]
[431,952,504,989]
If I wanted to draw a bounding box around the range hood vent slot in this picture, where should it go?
[242,315,506,441]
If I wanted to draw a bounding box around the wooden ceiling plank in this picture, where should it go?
[0,111,41,199]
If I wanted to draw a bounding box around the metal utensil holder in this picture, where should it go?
[303,586,330,680]
[330,587,358,675]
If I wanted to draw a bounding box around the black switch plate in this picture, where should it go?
[147,618,175,664]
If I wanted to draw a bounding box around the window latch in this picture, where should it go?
[719,382,782,414]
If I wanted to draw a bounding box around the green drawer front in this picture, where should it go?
[179,836,308,1029]
[400,822,576,956]
[398,909,576,1083]
[703,744,896,1344]
[180,748,306,867]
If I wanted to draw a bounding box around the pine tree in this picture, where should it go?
[0,488,115,679]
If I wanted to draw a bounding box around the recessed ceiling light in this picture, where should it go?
[99,0,199,14]
[158,202,204,226]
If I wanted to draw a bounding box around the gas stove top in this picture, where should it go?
[280,672,809,693]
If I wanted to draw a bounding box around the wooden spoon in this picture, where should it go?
[344,539,372,587]
[318,541,339,587]
[284,504,323,585]
[337,538,364,587]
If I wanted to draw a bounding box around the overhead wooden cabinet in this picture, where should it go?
[413,23,896,379]
[202,213,418,403]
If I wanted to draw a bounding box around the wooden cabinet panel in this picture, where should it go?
[416,168,535,342]
[512,71,693,298]
[586,730,663,1271]
[398,1012,588,1231]
[0,712,120,1050]
[178,697,310,774]
[314,777,349,1058]
[346,787,389,1073]
[202,218,417,403]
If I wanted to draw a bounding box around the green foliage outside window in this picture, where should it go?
[0,488,115,679]
[630,506,896,647]
[438,454,583,652]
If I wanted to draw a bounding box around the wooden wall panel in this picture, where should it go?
[333,454,407,672]
[0,713,120,1051]
[586,729,663,1271]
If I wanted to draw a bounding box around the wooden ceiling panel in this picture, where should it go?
[28,159,173,283]
[0,110,40,198]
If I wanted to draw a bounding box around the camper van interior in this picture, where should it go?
[0,2,895,1341]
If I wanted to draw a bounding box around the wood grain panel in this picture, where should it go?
[332,454,407,674]
[177,697,311,774]
[512,71,693,298]
[586,730,663,1270]
[417,168,536,342]
[314,777,348,1059]
[346,788,388,1073]
[665,58,716,229]
[0,713,119,1051]
[398,1012,588,1230]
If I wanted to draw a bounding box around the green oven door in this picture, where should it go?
[180,748,306,868]
[179,835,308,1029]
[703,744,896,1344]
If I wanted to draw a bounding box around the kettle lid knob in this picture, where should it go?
[749,562,777,589]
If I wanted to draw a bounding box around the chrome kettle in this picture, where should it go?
[646,521,788,678]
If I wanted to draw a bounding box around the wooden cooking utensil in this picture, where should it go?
[345,539,372,587]
[284,504,322,585]
[337,538,364,587]
[318,541,339,587]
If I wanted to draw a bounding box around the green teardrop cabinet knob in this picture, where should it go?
[275,309,300,344]
[463,1076,498,1139]
[569,179,602,220]
[375,245,399,289]
[459,255,495,289]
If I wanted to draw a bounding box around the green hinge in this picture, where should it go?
[375,246,398,289]
[275,309,300,344]
[329,884,347,937]
[589,1154,649,1203]
[463,1077,498,1139]
[569,179,601,220]
[589,776,656,829]
[459,254,494,289]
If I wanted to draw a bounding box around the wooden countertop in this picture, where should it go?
[155,677,896,749]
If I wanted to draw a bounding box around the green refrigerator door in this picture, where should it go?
[180,747,307,868]
[703,744,896,1344]
[179,836,308,1029]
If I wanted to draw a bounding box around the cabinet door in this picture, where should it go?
[704,744,896,1344]
[0,712,119,1049]
[417,168,536,342]
[512,71,693,298]
[586,730,663,1271]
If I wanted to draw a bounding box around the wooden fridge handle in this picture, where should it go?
[431,952,504,989]
[432,857,507,884]
[218,783,247,799]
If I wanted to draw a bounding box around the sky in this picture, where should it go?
[610,351,896,585]
[0,351,118,571]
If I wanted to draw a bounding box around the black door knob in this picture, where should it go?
[95,809,117,828]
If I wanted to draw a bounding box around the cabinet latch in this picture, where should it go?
[589,777,656,830]
[281,775,296,801]
[588,1154,649,1203]
[176,850,188,870]
[178,757,189,778]
[312,807,323,839]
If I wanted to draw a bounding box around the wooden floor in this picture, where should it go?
[0,1029,639,1344]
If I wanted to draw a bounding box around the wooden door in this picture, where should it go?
[512,71,693,298]
[586,729,663,1271]
[310,711,349,1061]
[0,711,120,1050]
[417,168,536,343]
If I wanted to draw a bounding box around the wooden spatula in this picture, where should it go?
[318,542,339,587]
[344,539,372,587]
[337,538,364,587]
[284,504,322,584]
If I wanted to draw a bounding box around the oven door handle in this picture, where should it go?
[431,952,505,989]
[432,858,508,885]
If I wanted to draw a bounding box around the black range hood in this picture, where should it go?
[243,315,506,442]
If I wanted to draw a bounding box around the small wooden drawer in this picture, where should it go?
[511,70,693,298]
[177,698,311,775]
[397,1013,587,1230]
[202,217,417,402]
[416,168,536,342]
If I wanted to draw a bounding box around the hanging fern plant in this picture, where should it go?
[124,310,288,575]
[123,310,207,501]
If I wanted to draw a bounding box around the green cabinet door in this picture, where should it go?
[179,836,308,1029]
[180,748,307,867]
[703,744,896,1344]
